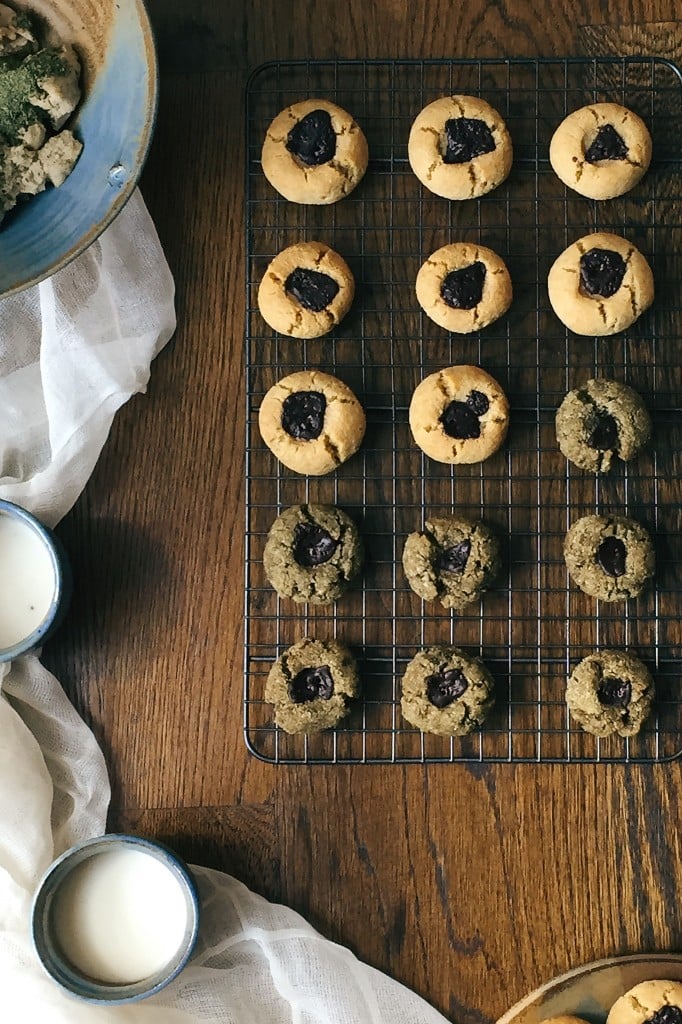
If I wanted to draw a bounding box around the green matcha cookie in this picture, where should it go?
[402,516,501,610]
[564,513,655,601]
[265,637,359,734]
[263,504,363,604]
[556,378,652,473]
[566,649,654,737]
[400,645,495,736]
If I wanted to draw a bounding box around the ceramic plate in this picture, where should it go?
[497,955,682,1024]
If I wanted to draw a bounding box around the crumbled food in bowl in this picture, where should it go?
[0,2,82,223]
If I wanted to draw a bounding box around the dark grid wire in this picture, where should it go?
[244,57,682,764]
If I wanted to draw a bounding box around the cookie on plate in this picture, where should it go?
[566,649,654,738]
[263,504,364,604]
[265,637,359,734]
[564,513,655,602]
[400,645,495,736]
[258,370,366,475]
[607,981,682,1024]
[547,231,653,336]
[541,1018,593,1024]
[415,242,512,333]
[555,378,652,473]
[257,242,355,339]
[261,98,368,204]
[550,102,652,200]
[402,516,501,610]
[408,94,513,199]
[408,364,509,464]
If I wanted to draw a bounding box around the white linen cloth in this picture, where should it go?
[0,191,450,1022]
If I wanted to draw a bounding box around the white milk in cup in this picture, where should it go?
[32,835,200,1004]
[0,500,64,659]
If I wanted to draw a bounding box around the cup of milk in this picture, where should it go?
[0,498,71,661]
[31,834,200,1003]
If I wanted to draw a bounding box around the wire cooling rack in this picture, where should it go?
[244,57,682,764]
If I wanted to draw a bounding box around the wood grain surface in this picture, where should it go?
[42,2,682,1021]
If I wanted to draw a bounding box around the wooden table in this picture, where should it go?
[44,3,682,1021]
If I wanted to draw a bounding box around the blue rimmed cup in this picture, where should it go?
[0,498,71,662]
[31,834,200,1004]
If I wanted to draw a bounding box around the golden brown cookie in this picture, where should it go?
[550,102,652,199]
[408,365,509,464]
[261,99,368,204]
[258,370,366,476]
[257,241,355,339]
[607,981,682,1024]
[547,232,653,336]
[415,242,512,333]
[408,95,513,199]
[541,1018,593,1024]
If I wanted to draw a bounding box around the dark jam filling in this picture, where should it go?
[584,123,629,163]
[440,261,486,309]
[597,676,632,709]
[597,536,627,578]
[586,410,618,451]
[426,668,469,709]
[281,391,326,440]
[289,665,334,703]
[440,390,490,440]
[293,522,339,567]
[285,109,336,166]
[579,248,627,298]
[443,117,496,164]
[285,268,339,312]
[435,539,472,574]
[643,1008,682,1024]
[466,390,490,417]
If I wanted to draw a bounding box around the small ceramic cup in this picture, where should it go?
[32,834,200,1004]
[0,498,71,662]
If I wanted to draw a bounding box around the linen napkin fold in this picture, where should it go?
[0,191,450,1023]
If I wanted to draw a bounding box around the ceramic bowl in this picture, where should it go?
[0,0,157,298]
[497,954,682,1024]
[31,834,200,1004]
[0,498,71,662]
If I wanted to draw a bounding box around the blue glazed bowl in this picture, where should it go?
[0,498,71,662]
[0,0,157,297]
[31,834,201,1004]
